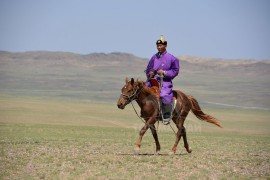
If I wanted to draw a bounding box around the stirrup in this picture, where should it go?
[162,118,171,125]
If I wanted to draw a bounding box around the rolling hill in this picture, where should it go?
[0,51,269,109]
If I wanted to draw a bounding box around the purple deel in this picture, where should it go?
[145,51,180,104]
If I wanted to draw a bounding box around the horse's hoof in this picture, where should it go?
[187,147,192,153]
[155,151,161,155]
[134,149,140,155]
[134,146,140,154]
[134,150,140,155]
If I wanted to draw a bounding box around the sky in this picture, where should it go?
[0,0,270,60]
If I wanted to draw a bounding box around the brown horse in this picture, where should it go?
[117,78,222,154]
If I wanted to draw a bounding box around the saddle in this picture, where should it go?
[146,78,177,101]
[142,78,160,101]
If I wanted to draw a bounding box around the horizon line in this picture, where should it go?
[0,49,269,61]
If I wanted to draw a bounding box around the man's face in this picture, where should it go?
[157,44,166,53]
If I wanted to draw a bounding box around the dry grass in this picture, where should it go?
[1,124,269,179]
[0,96,270,179]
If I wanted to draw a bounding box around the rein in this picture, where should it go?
[130,96,160,132]
[120,86,148,124]
[120,84,158,130]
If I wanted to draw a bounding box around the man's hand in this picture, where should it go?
[149,71,155,77]
[157,70,164,75]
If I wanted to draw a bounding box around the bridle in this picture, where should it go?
[120,76,154,104]
[120,86,140,104]
[120,84,149,127]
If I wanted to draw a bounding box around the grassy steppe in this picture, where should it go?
[0,95,269,179]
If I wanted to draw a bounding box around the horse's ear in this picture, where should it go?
[131,78,134,86]
[125,77,129,84]
[138,81,145,88]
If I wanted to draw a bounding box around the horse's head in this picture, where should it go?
[117,77,144,109]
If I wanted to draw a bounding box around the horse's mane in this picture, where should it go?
[137,80,159,99]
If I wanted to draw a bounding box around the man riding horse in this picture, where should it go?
[145,36,180,122]
[117,36,222,154]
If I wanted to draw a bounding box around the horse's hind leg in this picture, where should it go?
[171,118,184,154]
[171,119,192,154]
[171,112,191,154]
[150,124,161,154]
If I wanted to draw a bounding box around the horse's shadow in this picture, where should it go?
[116,152,189,156]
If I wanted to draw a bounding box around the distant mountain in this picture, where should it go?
[0,51,269,109]
[179,55,270,75]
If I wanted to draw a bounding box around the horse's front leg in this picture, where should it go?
[150,124,161,154]
[134,117,156,153]
[134,123,149,152]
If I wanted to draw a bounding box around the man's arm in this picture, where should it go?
[145,55,155,77]
[164,57,179,79]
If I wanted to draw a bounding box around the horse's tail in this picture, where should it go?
[188,96,223,128]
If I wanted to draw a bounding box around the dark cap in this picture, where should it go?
[156,35,167,45]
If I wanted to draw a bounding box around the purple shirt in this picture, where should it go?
[145,51,180,104]
[146,51,180,81]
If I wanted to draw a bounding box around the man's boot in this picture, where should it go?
[162,103,172,121]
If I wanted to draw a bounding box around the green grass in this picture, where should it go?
[0,96,270,179]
